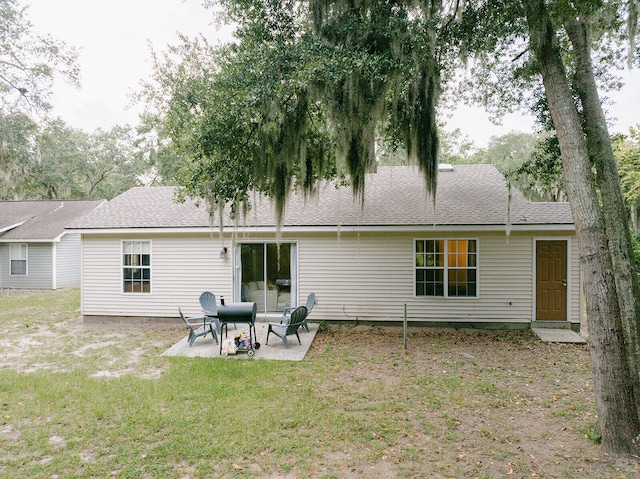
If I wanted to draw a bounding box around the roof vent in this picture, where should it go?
[438,163,454,172]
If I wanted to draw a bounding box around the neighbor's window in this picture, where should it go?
[10,243,27,275]
[415,239,477,297]
[122,240,151,293]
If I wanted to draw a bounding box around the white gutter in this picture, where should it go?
[0,238,57,243]
[67,223,575,235]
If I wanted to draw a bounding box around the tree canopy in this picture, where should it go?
[614,126,640,233]
[0,116,153,201]
[0,0,156,201]
[142,1,637,217]
[141,0,460,221]
[0,0,79,115]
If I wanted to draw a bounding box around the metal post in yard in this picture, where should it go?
[404,304,408,350]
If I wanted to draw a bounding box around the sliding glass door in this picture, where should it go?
[235,243,297,314]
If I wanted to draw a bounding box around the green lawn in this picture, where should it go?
[0,289,637,478]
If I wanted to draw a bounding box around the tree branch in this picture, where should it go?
[511,47,531,63]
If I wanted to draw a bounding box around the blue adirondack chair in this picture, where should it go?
[281,292,315,332]
[199,291,221,334]
[266,306,308,349]
[178,307,218,346]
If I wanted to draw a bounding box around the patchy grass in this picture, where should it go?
[0,289,638,478]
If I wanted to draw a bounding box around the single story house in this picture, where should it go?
[0,199,104,290]
[67,164,581,330]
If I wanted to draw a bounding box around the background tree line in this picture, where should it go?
[3,108,640,219]
[0,0,177,201]
[0,112,161,200]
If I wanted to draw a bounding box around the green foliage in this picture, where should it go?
[507,133,565,201]
[0,0,79,115]
[446,1,540,123]
[449,0,632,128]
[613,127,640,206]
[141,0,450,222]
[0,115,153,200]
[83,125,150,199]
[613,127,640,239]
[468,132,538,172]
[631,232,640,269]
[29,119,89,199]
[437,128,477,165]
[576,420,603,443]
[0,111,38,199]
[440,130,560,202]
[139,0,639,227]
[142,34,337,220]
[0,0,125,201]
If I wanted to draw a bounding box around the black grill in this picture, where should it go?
[217,302,258,355]
[217,302,257,323]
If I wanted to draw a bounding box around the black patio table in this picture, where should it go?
[217,302,257,355]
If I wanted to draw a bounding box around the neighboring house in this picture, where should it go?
[0,200,105,290]
[67,165,581,330]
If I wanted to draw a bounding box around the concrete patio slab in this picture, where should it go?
[162,322,318,360]
[532,328,586,344]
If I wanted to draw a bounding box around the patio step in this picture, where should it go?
[532,328,586,344]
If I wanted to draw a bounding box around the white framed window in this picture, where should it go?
[122,240,151,294]
[10,244,27,275]
[415,239,477,297]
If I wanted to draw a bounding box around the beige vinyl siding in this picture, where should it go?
[1,243,53,289]
[568,236,581,323]
[81,234,232,317]
[80,229,580,326]
[55,233,82,288]
[296,232,413,321]
[294,231,537,323]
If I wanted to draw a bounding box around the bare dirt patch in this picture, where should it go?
[0,291,183,378]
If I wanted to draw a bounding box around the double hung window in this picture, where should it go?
[415,239,477,297]
[10,244,27,275]
[122,240,151,293]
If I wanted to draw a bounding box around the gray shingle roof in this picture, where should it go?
[67,165,574,230]
[0,199,105,240]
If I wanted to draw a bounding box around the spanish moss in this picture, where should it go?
[308,0,442,203]
[157,0,445,227]
[629,0,638,68]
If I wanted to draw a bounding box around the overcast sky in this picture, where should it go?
[27,0,640,147]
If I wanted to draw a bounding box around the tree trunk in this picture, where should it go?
[522,0,640,455]
[564,14,640,403]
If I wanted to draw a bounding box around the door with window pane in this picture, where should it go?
[236,243,296,313]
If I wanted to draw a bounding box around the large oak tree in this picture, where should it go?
[522,0,639,453]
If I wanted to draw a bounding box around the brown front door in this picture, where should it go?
[536,240,567,321]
